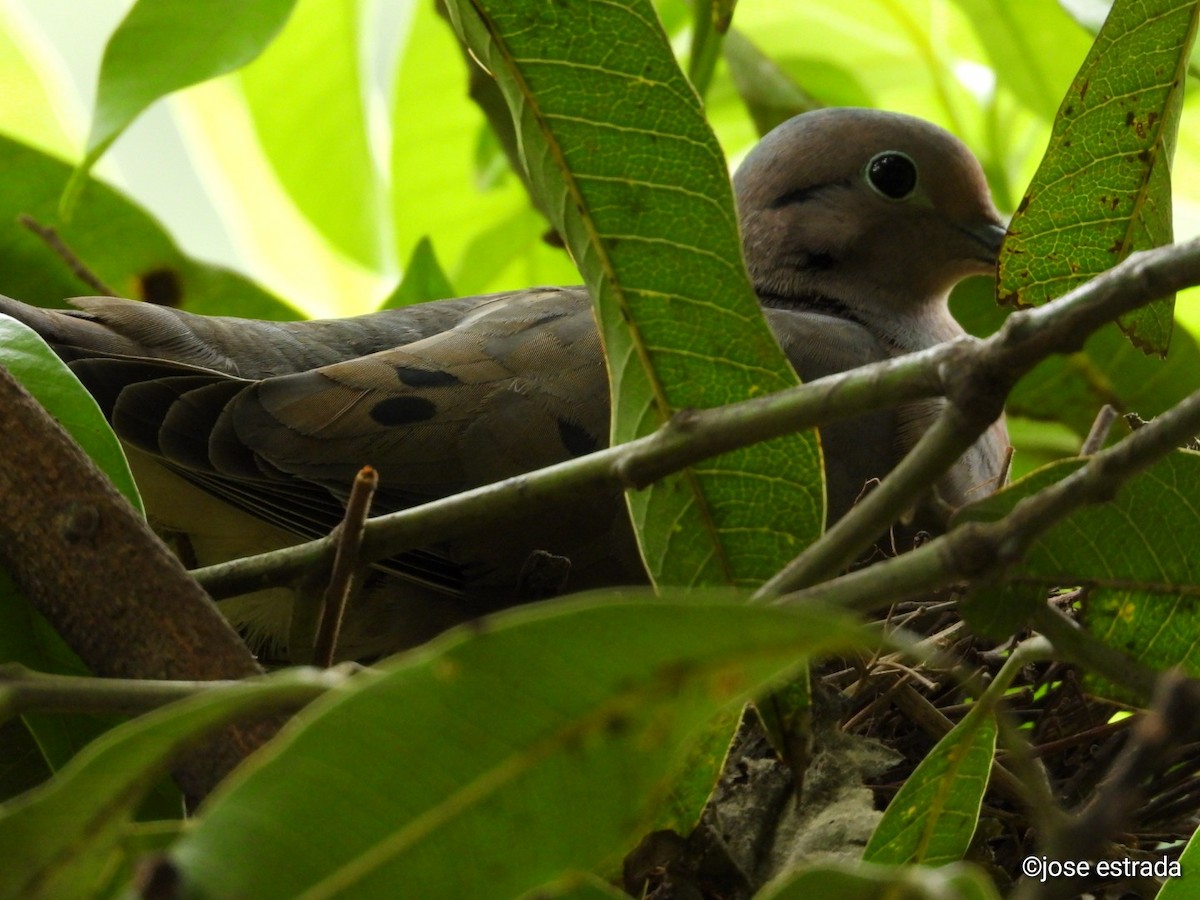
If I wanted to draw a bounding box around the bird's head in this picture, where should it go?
[734,108,1005,334]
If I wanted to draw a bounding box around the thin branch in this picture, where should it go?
[1031,603,1158,699]
[17,214,117,297]
[1081,404,1119,455]
[0,663,355,720]
[772,385,1200,701]
[756,238,1200,597]
[193,339,952,598]
[1013,670,1200,900]
[313,467,378,667]
[756,406,989,596]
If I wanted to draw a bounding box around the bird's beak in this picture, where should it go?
[958,218,1008,266]
[974,220,1008,259]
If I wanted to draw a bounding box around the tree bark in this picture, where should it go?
[0,364,278,804]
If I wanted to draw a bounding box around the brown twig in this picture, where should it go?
[17,214,117,296]
[1081,404,1119,455]
[312,467,378,668]
[1013,671,1200,900]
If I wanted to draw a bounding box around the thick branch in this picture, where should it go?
[0,365,277,803]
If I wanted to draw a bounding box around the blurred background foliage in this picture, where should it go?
[0,0,1198,477]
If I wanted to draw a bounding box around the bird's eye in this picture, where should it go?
[865,151,918,200]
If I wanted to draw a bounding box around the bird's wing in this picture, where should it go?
[0,288,571,377]
[62,288,616,597]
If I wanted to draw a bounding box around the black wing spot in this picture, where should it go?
[393,365,461,388]
[370,396,437,426]
[557,417,600,456]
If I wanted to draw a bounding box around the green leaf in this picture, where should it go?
[451,204,578,296]
[863,705,996,866]
[0,668,326,900]
[756,672,812,780]
[75,0,298,186]
[446,0,823,589]
[757,860,1002,900]
[389,0,553,292]
[525,872,633,900]
[1058,0,1200,80]
[0,133,295,320]
[0,572,104,778]
[653,704,743,835]
[0,314,140,512]
[949,0,1092,119]
[0,719,50,803]
[998,0,1199,353]
[379,237,456,310]
[1157,823,1198,897]
[239,0,390,269]
[723,29,820,137]
[958,453,1200,681]
[0,3,77,159]
[167,596,869,898]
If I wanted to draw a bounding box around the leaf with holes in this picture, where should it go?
[997,0,1199,354]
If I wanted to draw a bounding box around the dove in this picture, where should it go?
[0,108,1008,660]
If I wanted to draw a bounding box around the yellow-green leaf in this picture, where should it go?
[998,0,1199,354]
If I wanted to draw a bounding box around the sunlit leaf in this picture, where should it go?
[240,0,390,270]
[950,0,1092,119]
[998,0,1198,353]
[379,237,456,309]
[0,3,77,159]
[77,0,297,181]
[390,1,532,290]
[0,133,295,320]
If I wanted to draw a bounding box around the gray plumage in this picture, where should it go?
[0,108,1009,659]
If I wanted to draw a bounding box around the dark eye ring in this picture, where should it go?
[865,151,918,200]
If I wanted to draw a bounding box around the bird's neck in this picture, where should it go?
[756,284,961,356]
